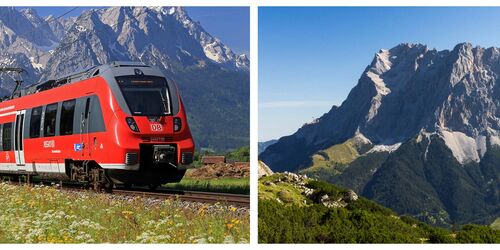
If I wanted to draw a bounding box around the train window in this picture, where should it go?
[19,114,24,150]
[2,123,11,151]
[115,76,171,116]
[60,99,76,135]
[30,106,42,138]
[84,98,90,119]
[44,103,58,137]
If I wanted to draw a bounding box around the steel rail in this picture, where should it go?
[112,188,250,207]
[1,180,250,207]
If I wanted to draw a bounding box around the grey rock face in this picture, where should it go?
[0,7,249,152]
[45,15,75,41]
[343,190,358,202]
[261,42,500,171]
[0,6,248,89]
[41,7,248,81]
[0,7,56,48]
[0,7,58,95]
[19,8,59,45]
[258,161,274,178]
[265,172,359,208]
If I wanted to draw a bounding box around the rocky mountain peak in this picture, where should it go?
[261,43,500,228]
[370,49,392,75]
[36,6,248,81]
[0,7,56,48]
[261,42,500,171]
[19,8,37,18]
[0,7,249,152]
[453,42,473,54]
[0,6,249,87]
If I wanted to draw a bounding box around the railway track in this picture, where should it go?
[2,180,250,207]
[112,188,250,207]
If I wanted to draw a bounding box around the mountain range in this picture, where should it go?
[0,6,249,151]
[258,139,277,155]
[260,42,500,227]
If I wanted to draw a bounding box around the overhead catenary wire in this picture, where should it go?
[1,8,121,82]
[49,6,79,21]
[52,8,152,55]
[1,7,154,96]
[0,7,81,97]
[0,7,81,82]
[21,8,153,92]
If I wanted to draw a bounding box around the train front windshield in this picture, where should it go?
[116,75,172,116]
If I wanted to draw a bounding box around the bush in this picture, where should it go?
[427,227,457,243]
[225,146,250,162]
[259,199,422,243]
[346,198,394,216]
[259,178,500,243]
[455,224,500,243]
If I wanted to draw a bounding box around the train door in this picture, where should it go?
[81,97,92,157]
[14,110,26,167]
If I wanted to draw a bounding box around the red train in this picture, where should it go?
[0,61,195,190]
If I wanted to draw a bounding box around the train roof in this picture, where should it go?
[5,61,160,101]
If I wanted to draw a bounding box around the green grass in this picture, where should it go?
[301,138,363,178]
[163,177,249,195]
[258,174,308,206]
[0,183,249,243]
[258,177,500,243]
[313,139,359,165]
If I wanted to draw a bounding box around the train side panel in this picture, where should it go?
[0,63,195,187]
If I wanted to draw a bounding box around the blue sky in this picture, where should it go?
[259,7,500,141]
[24,7,249,55]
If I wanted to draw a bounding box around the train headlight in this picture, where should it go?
[126,117,140,132]
[174,117,182,132]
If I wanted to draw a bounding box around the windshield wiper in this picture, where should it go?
[159,92,170,115]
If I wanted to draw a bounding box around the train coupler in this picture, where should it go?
[152,145,176,164]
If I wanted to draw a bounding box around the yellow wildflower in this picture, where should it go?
[122,210,134,219]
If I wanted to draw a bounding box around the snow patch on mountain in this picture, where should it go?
[490,135,500,147]
[415,130,434,160]
[440,130,480,164]
[475,135,487,158]
[366,71,391,96]
[29,56,43,70]
[353,132,372,145]
[0,6,247,96]
[203,41,225,62]
[372,49,392,74]
[365,49,394,122]
[236,54,249,68]
[367,143,402,154]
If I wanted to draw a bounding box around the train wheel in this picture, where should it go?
[104,181,114,193]
[148,184,158,191]
[124,184,132,189]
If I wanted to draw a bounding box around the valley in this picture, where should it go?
[260,42,500,228]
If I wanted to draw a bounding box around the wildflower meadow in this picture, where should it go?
[0,182,249,243]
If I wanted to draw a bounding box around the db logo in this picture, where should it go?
[150,123,163,131]
[43,140,55,148]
